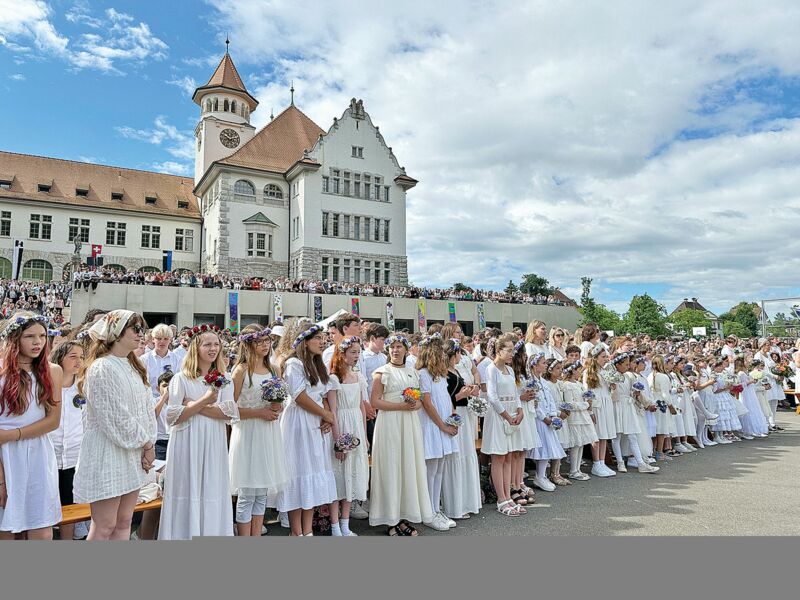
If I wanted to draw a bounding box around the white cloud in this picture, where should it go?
[167,75,198,97]
[116,116,194,162]
[9,73,26,81]
[0,1,168,73]
[151,161,192,176]
[204,0,800,313]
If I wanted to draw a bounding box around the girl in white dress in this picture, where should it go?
[510,344,540,505]
[710,358,742,444]
[734,357,768,438]
[583,345,616,477]
[230,324,287,537]
[275,321,337,536]
[0,313,63,540]
[755,340,783,428]
[649,356,676,461]
[72,311,156,541]
[416,334,459,532]
[444,340,482,520]
[674,358,698,452]
[561,361,598,480]
[530,358,568,490]
[524,320,550,359]
[369,336,432,536]
[160,325,239,540]
[481,333,526,517]
[442,322,482,442]
[328,336,369,536]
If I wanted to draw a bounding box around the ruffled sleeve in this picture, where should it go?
[215,381,239,425]
[86,359,154,449]
[418,368,433,395]
[284,358,309,401]
[166,373,189,432]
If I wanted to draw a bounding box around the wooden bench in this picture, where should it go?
[59,498,163,526]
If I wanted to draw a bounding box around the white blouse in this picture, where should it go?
[49,381,84,470]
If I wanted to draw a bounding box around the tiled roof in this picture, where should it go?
[0,151,200,218]
[192,52,258,110]
[242,212,278,226]
[216,105,324,174]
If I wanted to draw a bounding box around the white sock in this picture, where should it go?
[536,460,548,480]
[570,446,582,474]
[340,518,351,535]
[611,436,625,464]
[331,522,342,536]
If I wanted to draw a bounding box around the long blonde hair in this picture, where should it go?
[524,320,547,344]
[416,336,448,380]
[235,324,276,386]
[548,326,565,348]
[584,353,603,389]
[77,313,148,396]
[182,330,227,378]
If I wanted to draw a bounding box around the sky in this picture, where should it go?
[2,0,800,317]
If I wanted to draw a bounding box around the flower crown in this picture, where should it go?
[513,339,525,355]
[448,338,461,352]
[528,352,546,366]
[590,343,607,357]
[563,361,582,375]
[239,328,272,344]
[611,352,630,365]
[419,332,442,347]
[0,314,48,340]
[339,335,362,351]
[187,324,221,340]
[292,324,323,349]
[384,335,410,350]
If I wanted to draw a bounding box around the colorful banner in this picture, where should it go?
[228,291,239,334]
[314,296,323,322]
[448,302,457,323]
[386,301,395,331]
[351,297,360,316]
[273,294,283,323]
[417,300,427,333]
[477,302,486,331]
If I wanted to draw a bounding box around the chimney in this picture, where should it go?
[692,297,697,302]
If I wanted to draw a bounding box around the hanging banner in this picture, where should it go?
[477,303,486,331]
[417,300,427,333]
[11,240,23,280]
[386,301,395,331]
[273,294,283,323]
[314,296,323,322]
[228,291,239,334]
[448,302,457,323]
[351,297,360,316]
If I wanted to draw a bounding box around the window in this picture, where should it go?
[231,100,237,113]
[374,176,382,200]
[234,179,256,199]
[22,259,53,282]
[141,225,161,249]
[224,99,229,112]
[354,259,361,283]
[111,191,123,201]
[106,222,126,246]
[213,98,219,111]
[374,266,380,284]
[322,257,329,280]
[332,257,340,282]
[322,212,330,236]
[145,196,157,205]
[343,215,350,238]
[383,220,390,242]
[322,176,329,193]
[364,261,371,284]
[332,213,339,237]
[0,179,11,190]
[68,218,90,243]
[29,214,52,240]
[0,257,10,278]
[38,184,51,193]
[178,200,189,209]
[384,263,391,285]
[343,171,351,196]
[292,216,300,240]
[332,170,340,194]
[76,188,89,197]
[351,146,363,158]
[175,228,194,252]
[384,186,390,202]
[364,217,371,242]
[353,216,360,240]
[264,184,283,199]
[1,211,10,237]
[374,218,380,241]
[343,258,350,282]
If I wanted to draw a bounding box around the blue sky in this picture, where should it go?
[3,1,800,317]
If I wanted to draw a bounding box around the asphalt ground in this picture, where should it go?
[267,409,800,536]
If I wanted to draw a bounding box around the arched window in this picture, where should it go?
[213,98,219,111]
[231,100,236,114]
[224,99,229,112]
[0,257,12,278]
[205,100,212,113]
[234,179,256,198]
[138,266,160,274]
[241,104,245,116]
[105,264,127,273]
[264,184,284,200]
[22,259,53,282]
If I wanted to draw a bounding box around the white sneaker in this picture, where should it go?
[342,530,358,536]
[350,502,369,520]
[591,462,615,477]
[638,463,660,474]
[616,462,628,473]
[424,513,450,532]
[646,457,657,464]
[279,512,289,528]
[741,435,754,440]
[704,439,717,446]
[569,471,590,481]
[438,512,457,528]
[532,475,557,491]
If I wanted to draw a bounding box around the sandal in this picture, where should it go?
[519,485,536,504]
[397,520,418,536]
[510,488,529,506]
[496,500,523,517]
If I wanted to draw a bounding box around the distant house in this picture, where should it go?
[552,288,578,307]
[670,297,723,337]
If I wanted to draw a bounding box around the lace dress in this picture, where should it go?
[330,373,369,502]
[73,356,157,504]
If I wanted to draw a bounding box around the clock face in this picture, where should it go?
[220,128,240,149]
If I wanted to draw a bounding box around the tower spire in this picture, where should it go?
[225,33,230,54]
[290,81,295,106]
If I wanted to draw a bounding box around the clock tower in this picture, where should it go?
[192,46,258,185]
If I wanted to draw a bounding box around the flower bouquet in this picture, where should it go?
[558,402,573,414]
[582,390,595,405]
[631,381,645,395]
[334,432,361,453]
[749,369,764,382]
[655,400,668,413]
[445,414,463,427]
[600,366,625,386]
[468,396,489,417]
[550,417,563,430]
[730,384,744,396]
[261,375,290,407]
[402,387,421,405]
[203,369,230,390]
[771,364,789,381]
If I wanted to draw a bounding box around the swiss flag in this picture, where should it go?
[91,244,103,257]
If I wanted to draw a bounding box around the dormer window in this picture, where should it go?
[76,188,89,198]
[178,200,189,209]
[0,177,12,190]
[111,191,124,201]
[145,196,157,205]
[38,184,51,193]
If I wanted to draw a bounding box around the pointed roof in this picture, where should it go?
[242,212,278,226]
[192,52,258,110]
[216,105,325,174]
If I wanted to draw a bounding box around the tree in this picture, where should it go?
[670,309,712,336]
[732,302,759,336]
[621,294,668,337]
[452,282,469,292]
[504,280,519,296]
[723,321,751,338]
[519,273,553,296]
[579,304,623,334]
[580,277,593,309]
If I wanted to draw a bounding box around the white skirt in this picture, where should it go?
[229,418,287,496]
[593,393,617,440]
[529,417,567,460]
[568,421,599,447]
[481,399,525,455]
[441,407,482,518]
[614,399,641,435]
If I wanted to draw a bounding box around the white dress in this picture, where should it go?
[650,372,677,436]
[274,358,337,512]
[159,373,238,540]
[546,379,572,449]
[711,375,742,432]
[330,374,369,502]
[756,351,785,402]
[442,370,481,519]
[229,370,287,499]
[529,378,567,461]
[454,353,480,441]
[0,377,61,533]
[418,368,459,460]
[584,372,616,440]
[73,356,157,504]
[669,374,686,437]
[612,373,640,435]
[560,380,598,447]
[737,372,768,436]
[517,378,542,451]
[481,363,526,455]
[368,363,433,526]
